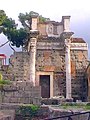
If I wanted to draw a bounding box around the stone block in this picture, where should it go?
[10,98,18,103]
[23,97,29,104]
[71,61,76,76]
[18,98,24,103]
[43,66,55,71]
[33,93,41,97]
[33,86,41,91]
[3,97,10,103]
[28,98,33,104]
[4,92,14,97]
[13,92,20,98]
[25,92,33,97]
[16,82,26,87]
[43,51,51,59]
[26,82,33,87]
[24,86,33,91]
[78,51,83,61]
[33,97,41,105]
[22,92,29,98]
[3,85,18,92]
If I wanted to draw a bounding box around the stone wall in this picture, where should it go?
[35,39,88,100]
[0,65,13,81]
[86,64,90,101]
[8,52,30,81]
[71,50,88,101]
[2,82,41,105]
[36,48,66,97]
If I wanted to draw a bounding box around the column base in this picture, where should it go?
[66,98,73,102]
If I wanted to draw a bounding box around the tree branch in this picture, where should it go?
[0,40,9,47]
[9,43,16,52]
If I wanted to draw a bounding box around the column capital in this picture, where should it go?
[30,30,39,38]
[60,32,74,39]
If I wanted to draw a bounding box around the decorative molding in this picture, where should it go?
[37,42,88,50]
[70,43,88,50]
[37,42,64,50]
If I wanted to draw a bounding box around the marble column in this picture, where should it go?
[65,38,71,99]
[29,13,39,86]
[29,37,37,86]
[60,32,74,99]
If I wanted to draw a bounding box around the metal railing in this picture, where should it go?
[44,111,90,120]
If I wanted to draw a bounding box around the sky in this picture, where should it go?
[0,0,90,62]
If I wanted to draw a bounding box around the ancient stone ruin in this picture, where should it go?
[0,15,89,104]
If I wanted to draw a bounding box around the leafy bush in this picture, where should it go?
[16,104,40,119]
[0,79,11,85]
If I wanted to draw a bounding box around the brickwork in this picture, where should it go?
[36,43,66,97]
[71,50,88,101]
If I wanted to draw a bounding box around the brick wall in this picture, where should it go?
[71,50,88,101]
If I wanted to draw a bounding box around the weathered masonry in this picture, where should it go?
[0,15,89,101]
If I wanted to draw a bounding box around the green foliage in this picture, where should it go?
[0,10,50,48]
[39,15,50,22]
[18,11,39,30]
[0,73,11,86]
[2,18,16,29]
[0,10,7,33]
[0,10,7,26]
[0,10,28,47]
[0,73,3,80]
[16,104,39,118]
[0,79,11,85]
[3,28,27,47]
[85,105,90,110]
[59,102,90,110]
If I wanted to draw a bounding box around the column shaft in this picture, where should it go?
[65,39,72,99]
[29,38,37,86]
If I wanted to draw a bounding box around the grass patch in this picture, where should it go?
[16,104,40,119]
[59,102,90,110]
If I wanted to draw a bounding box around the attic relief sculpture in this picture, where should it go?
[48,24,53,34]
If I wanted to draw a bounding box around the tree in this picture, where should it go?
[39,15,50,22]
[0,10,7,33]
[0,10,28,48]
[0,10,50,49]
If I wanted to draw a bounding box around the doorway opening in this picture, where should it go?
[40,75,50,98]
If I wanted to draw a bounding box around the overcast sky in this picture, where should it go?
[0,0,90,62]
